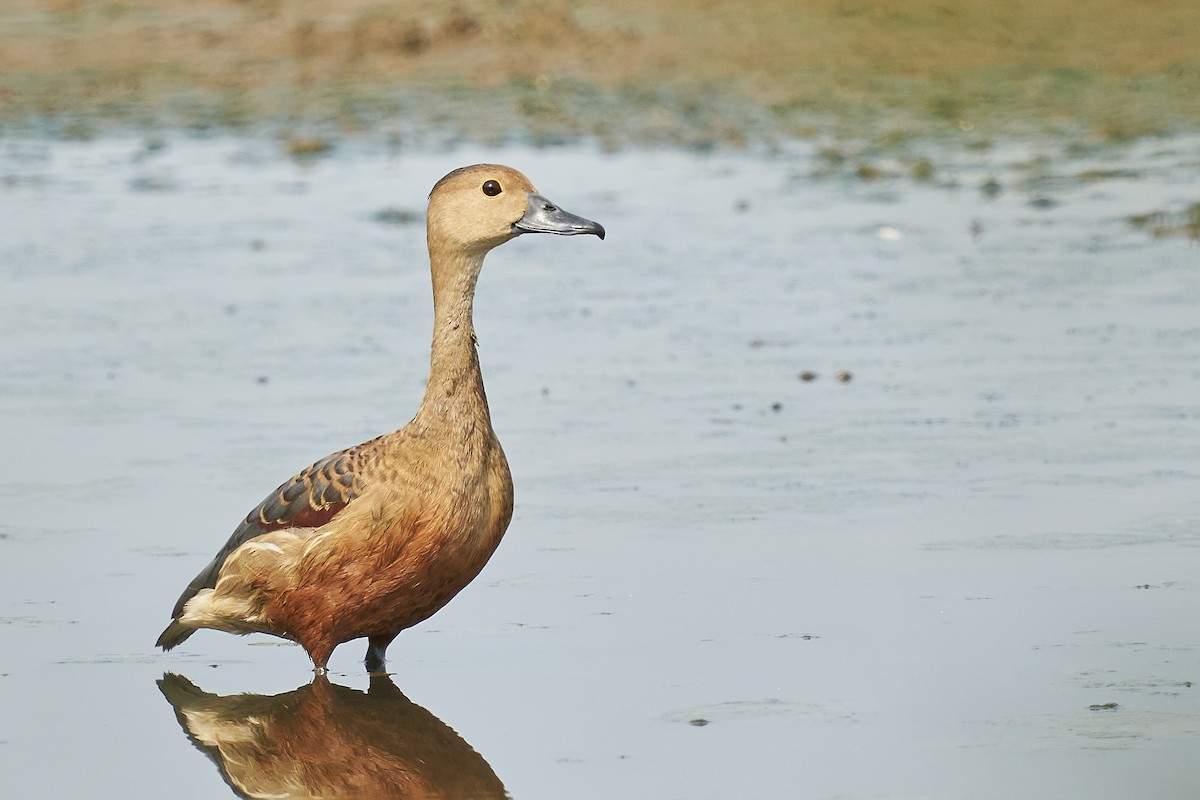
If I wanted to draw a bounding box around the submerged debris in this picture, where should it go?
[910,158,935,182]
[1128,202,1200,241]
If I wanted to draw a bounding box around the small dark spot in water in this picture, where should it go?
[224,304,238,315]
[626,379,636,388]
[771,402,783,412]
[970,219,984,241]
[209,664,220,668]
[732,403,742,410]
[856,162,885,181]
[256,375,270,385]
[749,338,765,348]
[1075,168,1141,182]
[980,177,1002,197]
[286,136,333,158]
[818,146,846,165]
[250,238,266,250]
[798,370,816,381]
[62,119,93,141]
[910,159,934,182]
[835,370,852,383]
[128,175,176,192]
[1128,202,1200,241]
[689,718,710,727]
[1028,196,1059,210]
[541,386,550,396]
[735,198,750,212]
[373,207,422,226]
[1089,702,1119,711]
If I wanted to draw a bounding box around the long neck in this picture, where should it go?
[413,248,493,433]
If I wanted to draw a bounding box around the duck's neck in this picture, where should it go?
[414,249,493,434]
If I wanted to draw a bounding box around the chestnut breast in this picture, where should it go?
[274,429,513,645]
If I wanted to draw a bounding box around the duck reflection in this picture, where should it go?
[158,673,507,800]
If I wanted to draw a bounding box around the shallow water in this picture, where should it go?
[1,133,1199,799]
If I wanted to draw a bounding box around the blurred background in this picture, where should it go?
[3,0,1199,149]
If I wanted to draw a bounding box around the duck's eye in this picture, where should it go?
[482,180,502,197]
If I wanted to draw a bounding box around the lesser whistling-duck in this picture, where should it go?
[159,672,507,798]
[156,164,604,672]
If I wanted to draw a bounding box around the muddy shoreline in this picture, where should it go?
[3,0,1199,148]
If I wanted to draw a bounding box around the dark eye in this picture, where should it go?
[482,180,502,197]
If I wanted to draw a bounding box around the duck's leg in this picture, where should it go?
[365,634,395,673]
[306,639,335,676]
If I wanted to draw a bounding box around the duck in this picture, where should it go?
[159,672,507,798]
[156,164,604,673]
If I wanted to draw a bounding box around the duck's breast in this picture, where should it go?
[276,435,513,643]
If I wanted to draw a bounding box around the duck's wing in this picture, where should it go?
[167,445,369,620]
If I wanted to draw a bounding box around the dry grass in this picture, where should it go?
[2,0,1198,144]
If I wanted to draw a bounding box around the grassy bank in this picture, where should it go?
[2,0,1199,146]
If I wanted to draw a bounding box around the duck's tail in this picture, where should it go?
[156,620,195,651]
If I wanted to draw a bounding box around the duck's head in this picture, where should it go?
[427,164,605,256]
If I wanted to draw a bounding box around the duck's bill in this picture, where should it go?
[513,193,605,239]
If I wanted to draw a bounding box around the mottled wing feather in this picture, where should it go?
[169,445,369,619]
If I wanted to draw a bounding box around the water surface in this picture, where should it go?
[1,134,1198,798]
